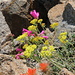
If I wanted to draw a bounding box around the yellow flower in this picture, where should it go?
[50,23,59,28]
[49,46,55,51]
[41,23,45,27]
[23,44,28,49]
[58,32,68,43]
[42,46,48,50]
[31,44,37,49]
[24,44,37,58]
[28,25,37,31]
[40,50,52,57]
[40,45,56,58]
[38,19,43,23]
[44,40,49,45]
[31,36,44,43]
[60,32,67,36]
[24,51,31,58]
[26,46,34,52]
[30,19,38,24]
[16,33,28,42]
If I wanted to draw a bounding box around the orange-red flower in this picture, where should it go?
[27,68,36,75]
[20,68,36,75]
[39,63,49,72]
[20,73,27,75]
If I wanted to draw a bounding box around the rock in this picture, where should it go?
[59,68,74,75]
[48,0,75,25]
[48,3,65,23]
[0,11,10,42]
[0,54,27,75]
[1,0,31,37]
[57,21,75,33]
[0,43,14,54]
[63,1,75,25]
[1,33,14,45]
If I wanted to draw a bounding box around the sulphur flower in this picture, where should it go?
[28,25,37,31]
[49,46,56,52]
[58,32,68,43]
[31,36,44,43]
[60,32,67,36]
[31,44,37,49]
[44,40,49,45]
[39,63,49,72]
[24,51,32,58]
[38,19,43,23]
[16,33,28,42]
[30,19,38,24]
[40,50,52,57]
[50,23,59,28]
[24,45,37,58]
[23,44,28,49]
[42,46,48,50]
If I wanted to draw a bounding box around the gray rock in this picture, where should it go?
[63,2,75,25]
[0,54,27,75]
[1,0,31,37]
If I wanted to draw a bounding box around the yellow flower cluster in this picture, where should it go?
[40,46,55,57]
[50,23,59,28]
[30,19,38,24]
[38,19,43,23]
[24,44,37,58]
[16,33,28,42]
[58,32,68,43]
[23,44,28,49]
[44,40,49,45]
[31,36,44,43]
[30,19,43,24]
[28,25,37,31]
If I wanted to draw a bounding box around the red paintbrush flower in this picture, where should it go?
[27,68,36,75]
[39,63,49,72]
[20,68,37,75]
[20,73,27,75]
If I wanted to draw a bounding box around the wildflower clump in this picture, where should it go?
[13,10,75,75]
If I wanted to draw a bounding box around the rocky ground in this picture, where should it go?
[0,0,75,75]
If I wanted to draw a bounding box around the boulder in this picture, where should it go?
[1,0,31,37]
[0,54,28,75]
[48,0,75,25]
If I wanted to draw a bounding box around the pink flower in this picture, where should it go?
[16,48,23,52]
[30,10,39,19]
[42,36,49,39]
[22,28,35,36]
[40,31,45,35]
[15,52,24,59]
